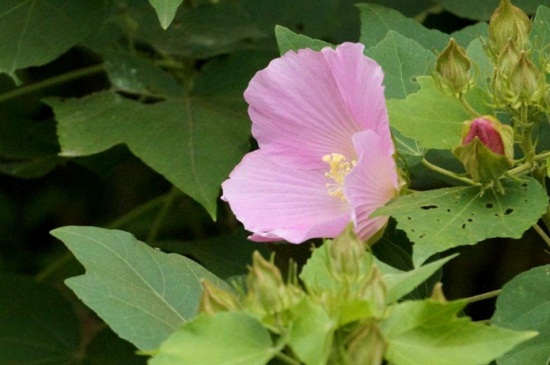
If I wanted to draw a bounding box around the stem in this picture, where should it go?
[507,161,532,176]
[0,64,106,103]
[146,188,180,243]
[421,158,478,186]
[459,95,480,117]
[274,352,301,365]
[533,224,550,248]
[463,289,502,304]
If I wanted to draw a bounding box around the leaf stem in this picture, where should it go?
[533,224,550,248]
[421,158,478,186]
[0,64,106,103]
[458,95,480,117]
[146,187,180,243]
[463,289,502,304]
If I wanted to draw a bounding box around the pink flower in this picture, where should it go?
[462,117,505,155]
[221,43,399,243]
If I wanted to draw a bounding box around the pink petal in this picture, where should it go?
[221,150,351,243]
[245,43,390,170]
[344,131,399,241]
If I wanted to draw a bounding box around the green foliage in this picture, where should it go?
[376,178,548,266]
[275,26,333,55]
[51,226,230,351]
[492,264,550,365]
[436,0,550,21]
[387,76,492,150]
[382,300,537,365]
[149,312,280,365]
[0,0,103,81]
[46,91,249,219]
[148,0,184,29]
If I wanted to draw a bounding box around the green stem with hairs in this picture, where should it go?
[421,158,478,186]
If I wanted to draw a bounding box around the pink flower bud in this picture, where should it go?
[462,117,505,155]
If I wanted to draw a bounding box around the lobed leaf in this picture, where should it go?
[375,178,548,266]
[275,25,333,55]
[492,264,550,365]
[46,91,250,219]
[51,226,230,351]
[382,299,537,365]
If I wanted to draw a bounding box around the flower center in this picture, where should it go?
[322,153,356,201]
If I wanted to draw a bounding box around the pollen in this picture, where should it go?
[322,153,356,201]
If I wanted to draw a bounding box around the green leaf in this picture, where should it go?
[382,299,537,365]
[154,231,270,279]
[358,3,449,52]
[386,76,492,149]
[85,328,147,365]
[46,91,250,219]
[289,298,335,365]
[51,226,230,351]
[0,274,80,365]
[375,178,548,266]
[365,31,436,100]
[274,25,333,55]
[149,312,278,365]
[530,6,550,70]
[0,0,103,80]
[148,0,183,29]
[450,22,489,47]
[437,0,550,21]
[377,254,457,303]
[492,264,550,365]
[134,3,266,59]
[104,52,184,98]
[393,128,425,167]
[466,37,493,91]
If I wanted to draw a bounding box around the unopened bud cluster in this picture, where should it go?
[435,39,472,97]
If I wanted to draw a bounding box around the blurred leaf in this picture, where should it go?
[0,274,80,365]
[492,264,550,365]
[530,6,550,71]
[275,25,333,55]
[46,90,250,219]
[365,31,436,99]
[133,3,266,59]
[0,0,104,80]
[375,178,548,266]
[387,76,492,149]
[382,299,537,365]
[377,254,456,303]
[358,3,449,52]
[466,37,493,91]
[154,231,270,279]
[450,22,489,46]
[85,328,146,365]
[393,128,425,167]
[149,312,278,365]
[51,226,230,351]
[288,298,335,365]
[104,52,184,98]
[148,0,184,29]
[0,118,62,178]
[435,0,549,20]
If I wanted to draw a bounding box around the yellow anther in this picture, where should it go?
[322,153,356,201]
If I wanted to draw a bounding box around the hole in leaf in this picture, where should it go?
[461,224,467,229]
[467,218,473,222]
[446,209,451,213]
[421,205,438,210]
[504,208,513,215]
[407,216,412,220]
[419,233,425,239]
[485,203,494,208]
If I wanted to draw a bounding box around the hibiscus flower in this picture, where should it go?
[221,43,400,243]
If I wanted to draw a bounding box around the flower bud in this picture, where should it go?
[346,320,386,365]
[199,279,241,315]
[430,282,447,303]
[508,51,545,108]
[435,39,471,97]
[357,266,387,317]
[453,116,514,189]
[329,224,369,283]
[497,39,521,76]
[489,0,531,52]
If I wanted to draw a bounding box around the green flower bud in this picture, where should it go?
[508,51,545,108]
[346,320,386,365]
[329,224,369,283]
[435,38,472,97]
[199,279,241,315]
[453,116,514,191]
[498,39,521,76]
[357,266,387,317]
[489,0,531,52]
[430,282,448,303]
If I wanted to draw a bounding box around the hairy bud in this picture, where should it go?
[347,320,386,365]
[489,0,531,52]
[435,38,471,97]
[199,279,241,315]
